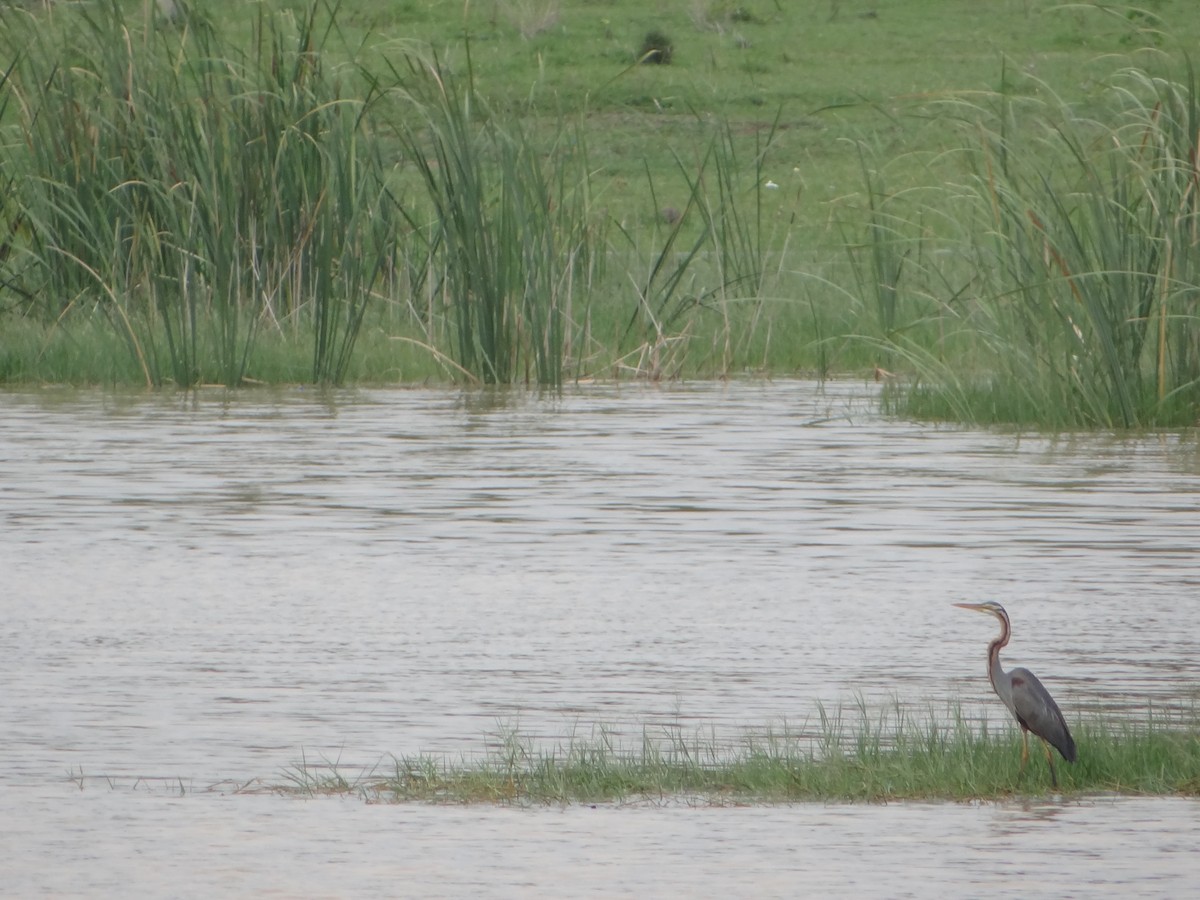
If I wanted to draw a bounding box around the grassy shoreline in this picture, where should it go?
[277,708,1200,805]
[3,2,1199,425]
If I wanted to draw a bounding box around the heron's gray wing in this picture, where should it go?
[1008,667,1076,762]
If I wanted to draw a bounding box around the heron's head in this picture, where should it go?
[953,600,1008,621]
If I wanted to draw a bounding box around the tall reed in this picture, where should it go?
[613,117,780,378]
[379,52,601,387]
[887,68,1200,427]
[1,0,395,385]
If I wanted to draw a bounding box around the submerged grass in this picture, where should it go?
[279,705,1200,805]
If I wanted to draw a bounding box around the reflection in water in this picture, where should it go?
[990,797,1074,833]
[2,382,1199,896]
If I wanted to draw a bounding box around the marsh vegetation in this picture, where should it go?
[281,705,1200,804]
[2,1,1199,425]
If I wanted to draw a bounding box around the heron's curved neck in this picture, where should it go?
[986,614,1011,692]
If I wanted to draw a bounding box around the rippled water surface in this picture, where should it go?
[2,381,1198,896]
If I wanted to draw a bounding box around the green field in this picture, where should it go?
[2,1,1199,425]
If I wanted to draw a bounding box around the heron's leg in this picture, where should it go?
[1042,739,1058,789]
[1019,729,1030,775]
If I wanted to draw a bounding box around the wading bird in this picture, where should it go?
[954,601,1077,787]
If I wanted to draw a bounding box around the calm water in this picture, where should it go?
[2,381,1198,896]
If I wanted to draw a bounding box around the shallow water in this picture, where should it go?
[2,381,1198,895]
[3,787,1197,899]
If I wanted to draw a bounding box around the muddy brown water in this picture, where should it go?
[2,381,1198,897]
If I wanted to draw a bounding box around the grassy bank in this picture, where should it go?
[2,2,1199,425]
[280,706,1200,804]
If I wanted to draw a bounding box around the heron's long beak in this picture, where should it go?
[953,602,988,612]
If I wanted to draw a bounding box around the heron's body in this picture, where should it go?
[955,601,1076,786]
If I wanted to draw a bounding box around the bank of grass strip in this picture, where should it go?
[280,707,1200,804]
